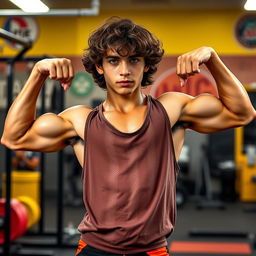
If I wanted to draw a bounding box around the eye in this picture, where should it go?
[109,59,118,65]
[130,58,140,64]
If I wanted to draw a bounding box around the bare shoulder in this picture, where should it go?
[59,105,93,140]
[156,92,193,127]
[59,105,92,119]
[157,91,193,105]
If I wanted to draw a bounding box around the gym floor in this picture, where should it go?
[15,196,256,256]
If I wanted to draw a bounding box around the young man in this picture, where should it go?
[1,18,255,256]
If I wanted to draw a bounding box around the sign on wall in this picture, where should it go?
[0,77,54,109]
[150,68,218,98]
[3,17,39,49]
[70,72,94,98]
[235,14,256,49]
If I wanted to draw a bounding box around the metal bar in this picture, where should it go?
[3,44,32,256]
[0,9,99,16]
[0,57,50,62]
[12,46,32,62]
[3,61,14,256]
[0,28,31,48]
[0,0,99,17]
[3,241,77,249]
[57,85,65,246]
[189,230,249,238]
[202,151,213,201]
[22,231,59,236]
[39,85,46,233]
[0,250,54,256]
[0,217,4,228]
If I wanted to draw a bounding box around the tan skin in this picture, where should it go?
[1,46,255,167]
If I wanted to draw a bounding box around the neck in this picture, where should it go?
[104,90,146,113]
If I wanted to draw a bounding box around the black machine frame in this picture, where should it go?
[0,28,76,256]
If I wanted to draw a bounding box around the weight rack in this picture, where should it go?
[0,26,81,256]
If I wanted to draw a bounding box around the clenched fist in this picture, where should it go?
[35,58,74,90]
[176,46,216,86]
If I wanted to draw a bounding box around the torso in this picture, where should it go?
[102,103,148,134]
[79,94,179,253]
[67,93,187,166]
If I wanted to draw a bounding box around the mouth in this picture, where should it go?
[116,80,134,86]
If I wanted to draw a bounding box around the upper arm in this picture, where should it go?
[158,92,249,134]
[13,113,77,152]
[180,93,248,133]
[6,105,91,152]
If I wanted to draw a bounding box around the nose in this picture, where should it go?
[120,61,130,77]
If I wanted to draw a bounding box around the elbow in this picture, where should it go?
[1,136,9,148]
[238,110,256,126]
[1,135,22,150]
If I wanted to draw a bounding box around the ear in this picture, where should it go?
[144,66,149,72]
[96,64,104,75]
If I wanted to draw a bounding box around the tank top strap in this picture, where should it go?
[97,95,151,137]
[84,106,100,142]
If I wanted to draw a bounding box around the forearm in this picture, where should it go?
[1,66,47,145]
[206,51,255,118]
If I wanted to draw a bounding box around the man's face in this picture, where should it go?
[96,48,148,95]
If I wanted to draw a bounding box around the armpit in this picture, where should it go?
[66,136,82,146]
[172,121,190,132]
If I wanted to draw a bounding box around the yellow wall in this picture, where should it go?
[1,9,255,56]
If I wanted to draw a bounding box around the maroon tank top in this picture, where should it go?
[78,95,179,254]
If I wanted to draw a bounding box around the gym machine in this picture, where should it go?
[0,28,56,256]
[0,27,78,255]
[235,86,256,202]
[189,84,256,248]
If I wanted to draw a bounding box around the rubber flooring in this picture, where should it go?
[2,198,256,256]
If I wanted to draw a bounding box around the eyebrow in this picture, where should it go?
[105,55,119,59]
[105,55,141,59]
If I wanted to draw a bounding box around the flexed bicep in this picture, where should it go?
[176,46,255,127]
[1,57,76,151]
[12,113,77,152]
[180,94,249,133]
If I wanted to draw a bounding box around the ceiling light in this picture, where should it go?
[9,0,49,13]
[244,0,256,11]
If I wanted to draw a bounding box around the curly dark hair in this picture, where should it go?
[82,17,164,89]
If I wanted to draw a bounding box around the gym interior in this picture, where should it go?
[0,0,256,255]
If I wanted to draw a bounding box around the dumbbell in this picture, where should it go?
[0,198,28,244]
[16,196,41,229]
[0,196,41,244]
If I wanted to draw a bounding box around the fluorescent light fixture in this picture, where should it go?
[9,0,49,13]
[244,0,256,11]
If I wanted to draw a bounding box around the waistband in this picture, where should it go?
[75,240,169,256]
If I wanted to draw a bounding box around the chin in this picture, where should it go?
[108,84,139,96]
[120,87,136,95]
[118,91,133,96]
